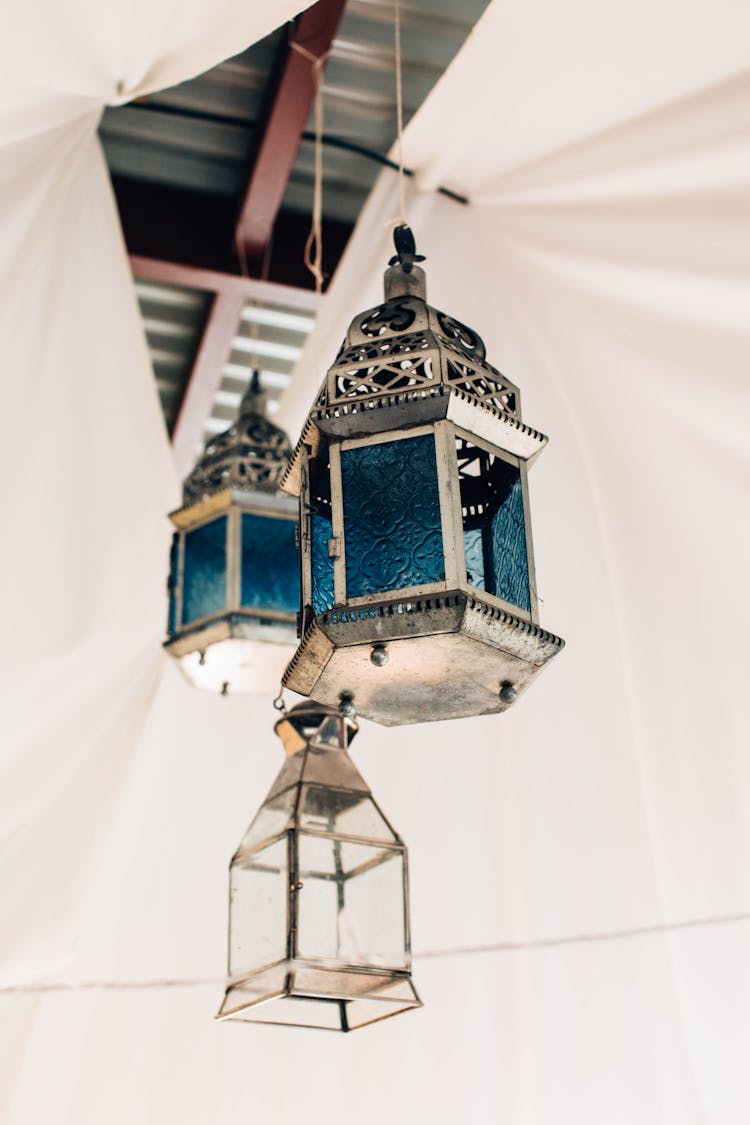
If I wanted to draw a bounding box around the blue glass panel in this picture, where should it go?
[490,476,530,612]
[241,513,298,615]
[341,434,444,598]
[311,510,334,613]
[463,528,485,590]
[182,516,227,624]
[167,533,179,635]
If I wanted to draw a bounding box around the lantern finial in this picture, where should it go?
[389,224,425,273]
[238,369,267,422]
[384,224,427,301]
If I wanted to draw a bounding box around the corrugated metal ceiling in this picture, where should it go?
[105,0,489,451]
[100,0,488,220]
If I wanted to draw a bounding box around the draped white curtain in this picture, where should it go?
[2,0,749,1121]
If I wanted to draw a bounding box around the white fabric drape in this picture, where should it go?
[2,0,749,1121]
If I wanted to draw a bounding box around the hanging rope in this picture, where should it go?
[234,197,274,378]
[394,0,407,225]
[290,40,329,295]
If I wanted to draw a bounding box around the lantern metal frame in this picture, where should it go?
[216,702,422,1032]
[281,231,565,725]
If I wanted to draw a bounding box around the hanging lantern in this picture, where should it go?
[281,227,565,725]
[164,374,298,695]
[215,701,421,1031]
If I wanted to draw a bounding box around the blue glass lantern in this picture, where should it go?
[165,375,299,695]
[281,228,565,725]
[215,701,421,1031]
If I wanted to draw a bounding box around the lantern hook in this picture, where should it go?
[389,224,425,274]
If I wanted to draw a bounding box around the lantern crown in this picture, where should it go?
[183,372,292,506]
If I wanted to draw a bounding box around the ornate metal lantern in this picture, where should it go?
[164,375,298,695]
[215,701,421,1031]
[281,228,565,725]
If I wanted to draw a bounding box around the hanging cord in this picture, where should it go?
[394,0,407,225]
[4,909,750,993]
[290,40,329,294]
[234,209,274,376]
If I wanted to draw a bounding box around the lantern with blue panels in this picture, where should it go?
[165,374,299,695]
[281,228,565,725]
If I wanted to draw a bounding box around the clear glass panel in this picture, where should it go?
[296,833,406,968]
[240,512,298,615]
[456,437,530,612]
[298,785,396,842]
[182,516,227,624]
[236,787,296,856]
[167,533,179,635]
[310,715,345,751]
[229,836,288,977]
[341,434,445,598]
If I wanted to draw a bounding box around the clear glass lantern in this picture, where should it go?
[215,701,421,1032]
[281,228,565,725]
[164,374,299,695]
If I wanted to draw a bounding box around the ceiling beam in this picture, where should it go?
[235,0,348,263]
[130,255,320,312]
[170,290,246,478]
[114,175,353,291]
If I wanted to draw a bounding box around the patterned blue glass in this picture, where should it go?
[463,528,485,590]
[240,513,298,616]
[311,510,335,613]
[490,475,530,612]
[167,533,179,636]
[341,434,444,598]
[182,516,227,624]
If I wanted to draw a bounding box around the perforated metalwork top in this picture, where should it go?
[182,373,292,504]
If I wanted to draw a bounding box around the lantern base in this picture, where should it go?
[216,961,421,1032]
[165,612,296,696]
[283,593,564,726]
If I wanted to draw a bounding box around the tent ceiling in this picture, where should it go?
[99,0,490,451]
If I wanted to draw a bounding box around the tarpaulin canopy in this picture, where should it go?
[2,1,749,1121]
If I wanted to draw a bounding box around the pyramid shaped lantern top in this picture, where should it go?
[280,227,565,727]
[182,372,292,506]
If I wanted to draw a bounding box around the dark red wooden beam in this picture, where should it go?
[131,257,321,476]
[235,0,348,263]
[130,255,320,311]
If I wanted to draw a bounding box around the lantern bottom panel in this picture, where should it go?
[216,960,421,1032]
[165,613,296,696]
[283,593,564,726]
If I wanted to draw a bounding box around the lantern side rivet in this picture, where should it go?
[499,681,517,704]
[338,691,356,717]
[370,644,389,667]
